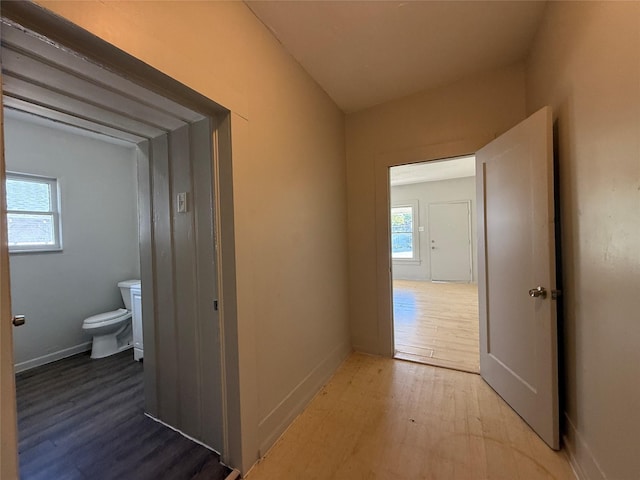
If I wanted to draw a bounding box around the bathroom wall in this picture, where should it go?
[391,176,477,282]
[5,112,140,371]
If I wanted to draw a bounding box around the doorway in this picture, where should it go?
[0,12,237,477]
[390,156,480,373]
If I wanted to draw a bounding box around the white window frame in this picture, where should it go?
[6,172,62,253]
[390,200,420,263]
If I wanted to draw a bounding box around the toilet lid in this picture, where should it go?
[83,308,129,325]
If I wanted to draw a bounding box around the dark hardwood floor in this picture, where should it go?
[15,350,230,480]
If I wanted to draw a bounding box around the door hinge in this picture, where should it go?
[214,300,219,311]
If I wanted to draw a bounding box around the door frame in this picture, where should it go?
[374,137,491,356]
[0,69,19,480]
[0,2,241,473]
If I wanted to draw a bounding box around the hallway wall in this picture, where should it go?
[345,63,526,354]
[526,2,640,478]
[32,1,351,472]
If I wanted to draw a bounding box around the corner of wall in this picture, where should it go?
[563,413,607,480]
[256,340,352,457]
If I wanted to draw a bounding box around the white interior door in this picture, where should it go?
[429,201,472,282]
[476,106,559,449]
[0,73,20,478]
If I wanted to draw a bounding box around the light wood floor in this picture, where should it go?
[246,353,575,480]
[394,280,480,373]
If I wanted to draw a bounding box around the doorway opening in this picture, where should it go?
[390,156,480,373]
[1,10,237,478]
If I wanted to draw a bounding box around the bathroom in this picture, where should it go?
[5,109,142,373]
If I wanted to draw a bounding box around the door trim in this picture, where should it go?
[0,68,20,480]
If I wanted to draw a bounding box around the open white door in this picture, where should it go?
[0,71,20,478]
[476,106,559,449]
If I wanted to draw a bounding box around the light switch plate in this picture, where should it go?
[177,192,188,213]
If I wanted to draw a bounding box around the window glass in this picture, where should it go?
[391,205,415,259]
[5,173,61,252]
[6,178,51,212]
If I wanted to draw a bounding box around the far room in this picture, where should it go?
[390,156,479,373]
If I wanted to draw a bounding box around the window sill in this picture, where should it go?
[392,258,421,266]
[9,247,63,255]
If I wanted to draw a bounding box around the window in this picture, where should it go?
[391,203,419,261]
[6,173,62,252]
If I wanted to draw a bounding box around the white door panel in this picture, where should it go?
[429,201,472,282]
[476,106,559,449]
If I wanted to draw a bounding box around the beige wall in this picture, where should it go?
[33,1,351,473]
[345,63,526,354]
[527,3,640,479]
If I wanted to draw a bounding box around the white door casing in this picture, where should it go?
[0,70,20,479]
[429,201,472,282]
[476,106,559,449]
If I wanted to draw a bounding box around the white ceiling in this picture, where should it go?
[390,156,475,186]
[246,1,547,113]
[4,108,135,147]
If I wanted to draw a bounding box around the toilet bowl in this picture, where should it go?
[82,279,140,359]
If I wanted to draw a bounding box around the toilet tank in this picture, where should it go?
[118,279,141,311]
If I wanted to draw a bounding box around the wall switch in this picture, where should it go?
[418,226,425,232]
[177,192,188,213]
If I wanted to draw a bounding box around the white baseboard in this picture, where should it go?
[257,341,352,456]
[145,412,221,456]
[564,412,607,480]
[146,413,244,476]
[14,342,92,373]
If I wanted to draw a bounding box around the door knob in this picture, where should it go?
[12,315,26,326]
[528,286,547,299]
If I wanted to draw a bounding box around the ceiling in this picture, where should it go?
[390,156,475,186]
[246,1,547,113]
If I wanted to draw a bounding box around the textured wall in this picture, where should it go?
[527,2,640,479]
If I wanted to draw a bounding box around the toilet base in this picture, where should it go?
[90,323,133,359]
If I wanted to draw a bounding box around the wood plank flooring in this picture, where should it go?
[15,350,229,480]
[394,280,480,373]
[246,353,575,480]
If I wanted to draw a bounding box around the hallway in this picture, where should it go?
[246,353,574,479]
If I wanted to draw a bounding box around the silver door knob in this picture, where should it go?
[528,286,547,299]
[12,315,26,326]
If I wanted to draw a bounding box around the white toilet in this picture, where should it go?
[82,279,140,359]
